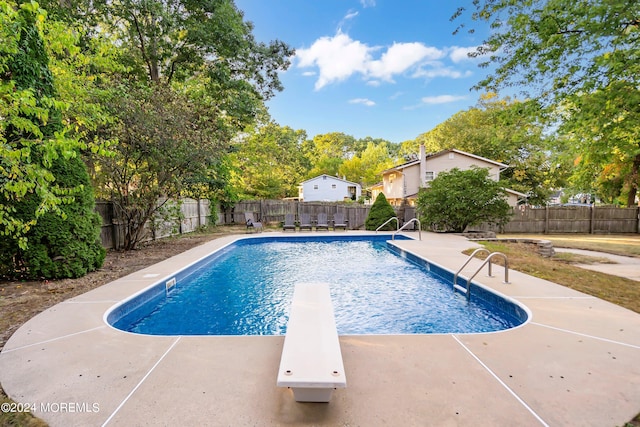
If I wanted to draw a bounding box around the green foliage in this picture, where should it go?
[409,94,562,206]
[42,0,295,250]
[0,1,104,278]
[89,85,228,249]
[231,122,308,199]
[0,155,105,279]
[416,168,511,233]
[339,141,394,187]
[1,0,104,273]
[365,193,396,231]
[457,0,640,206]
[557,82,640,206]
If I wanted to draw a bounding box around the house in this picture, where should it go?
[299,175,362,202]
[376,146,526,207]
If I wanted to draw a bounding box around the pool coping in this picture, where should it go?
[1,231,639,426]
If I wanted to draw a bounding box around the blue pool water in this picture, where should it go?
[109,235,527,335]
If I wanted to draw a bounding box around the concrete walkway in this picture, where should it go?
[554,247,640,282]
[1,232,639,426]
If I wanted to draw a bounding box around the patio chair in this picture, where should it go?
[333,212,348,231]
[283,213,297,232]
[245,212,263,233]
[299,213,313,231]
[316,212,330,231]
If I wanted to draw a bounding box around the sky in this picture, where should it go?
[234,0,493,144]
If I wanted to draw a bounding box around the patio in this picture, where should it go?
[1,232,639,426]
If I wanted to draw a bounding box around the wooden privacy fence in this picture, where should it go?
[94,199,639,249]
[472,205,640,234]
[95,198,219,250]
[234,200,372,230]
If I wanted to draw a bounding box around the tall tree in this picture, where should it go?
[456,0,640,206]
[90,85,232,249]
[43,0,294,247]
[231,122,308,199]
[305,132,358,178]
[410,95,561,205]
[338,141,394,187]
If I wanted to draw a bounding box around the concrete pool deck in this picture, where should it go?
[1,231,639,426]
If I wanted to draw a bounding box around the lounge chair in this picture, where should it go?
[333,212,348,231]
[283,213,297,232]
[316,212,330,231]
[245,212,263,233]
[299,213,313,231]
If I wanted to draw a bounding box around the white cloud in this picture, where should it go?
[449,46,479,63]
[413,65,472,79]
[368,42,444,82]
[360,0,376,7]
[421,95,467,104]
[343,10,359,21]
[296,33,452,90]
[302,71,316,77]
[296,32,372,90]
[349,98,376,106]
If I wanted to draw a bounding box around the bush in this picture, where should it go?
[365,193,397,230]
[0,156,106,279]
[416,167,511,233]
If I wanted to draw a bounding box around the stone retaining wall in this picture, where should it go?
[466,237,556,257]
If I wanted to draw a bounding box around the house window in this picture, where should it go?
[425,171,435,181]
[389,173,395,183]
[331,184,337,189]
[313,184,318,190]
[448,152,454,159]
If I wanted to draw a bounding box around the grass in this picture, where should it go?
[467,240,640,315]
[0,397,47,427]
[500,233,640,257]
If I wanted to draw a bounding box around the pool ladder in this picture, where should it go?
[453,249,510,300]
[375,217,399,233]
[376,217,422,241]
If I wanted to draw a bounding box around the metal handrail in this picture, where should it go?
[376,217,399,233]
[453,248,491,289]
[392,218,421,240]
[457,252,510,301]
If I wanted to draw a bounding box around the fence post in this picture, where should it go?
[590,205,595,234]
[544,206,549,234]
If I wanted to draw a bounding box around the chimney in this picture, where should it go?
[419,144,427,187]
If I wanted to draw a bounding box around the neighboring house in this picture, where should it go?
[299,174,362,202]
[378,146,526,207]
[504,188,529,207]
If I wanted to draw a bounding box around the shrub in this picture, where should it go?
[0,3,105,279]
[416,167,511,233]
[0,156,106,279]
[365,193,397,230]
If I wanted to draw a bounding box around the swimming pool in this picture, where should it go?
[107,235,528,335]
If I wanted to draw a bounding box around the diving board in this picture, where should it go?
[277,282,347,402]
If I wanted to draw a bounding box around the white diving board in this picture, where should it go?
[277,282,347,402]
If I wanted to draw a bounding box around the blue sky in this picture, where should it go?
[234,0,492,144]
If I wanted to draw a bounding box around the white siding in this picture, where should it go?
[301,175,361,202]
